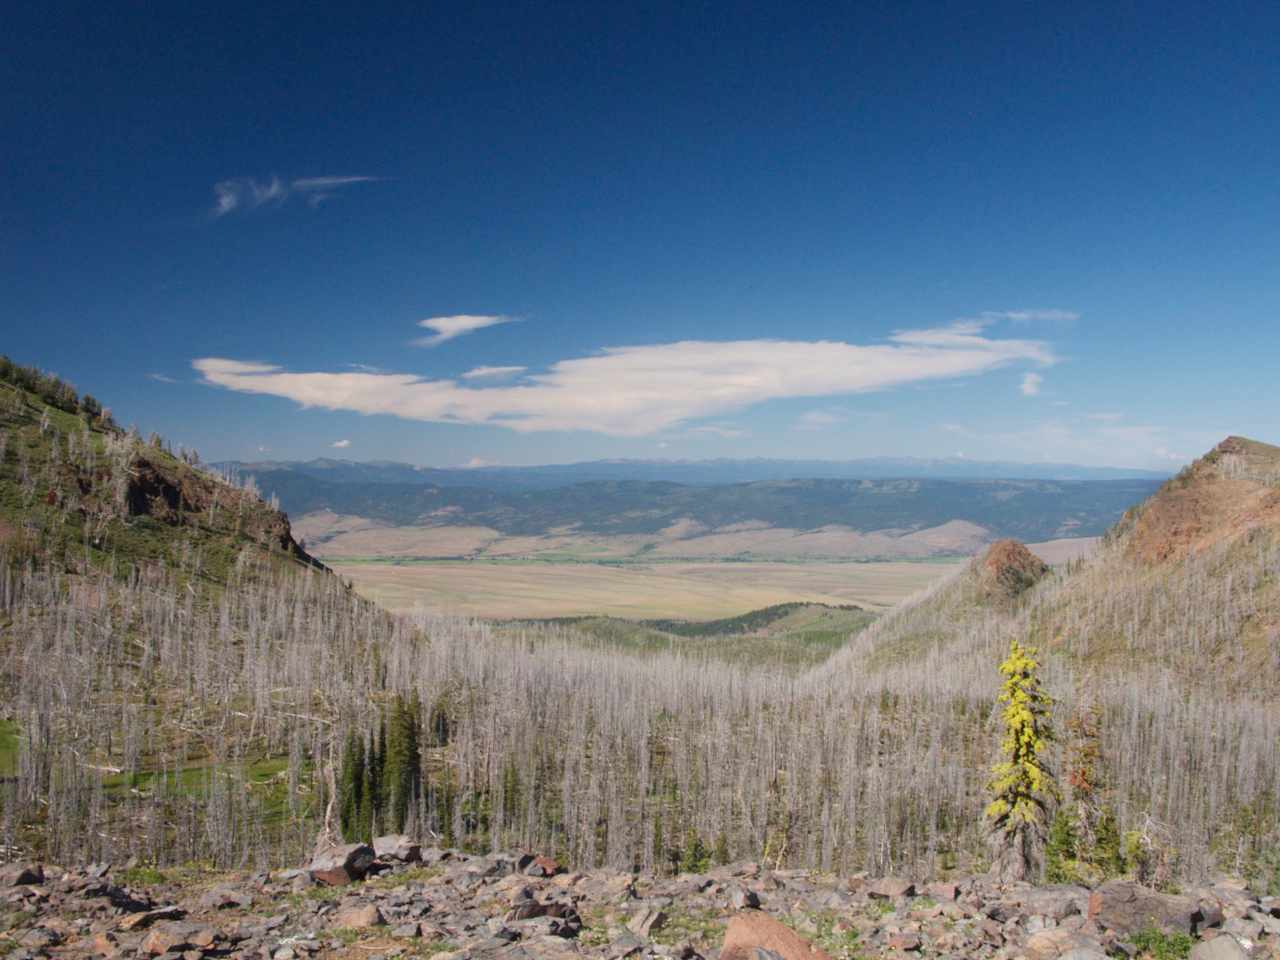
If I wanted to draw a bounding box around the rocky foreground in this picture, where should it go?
[3,840,1278,960]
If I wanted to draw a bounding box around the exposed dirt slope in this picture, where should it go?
[1117,435,1280,565]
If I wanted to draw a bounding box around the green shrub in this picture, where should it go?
[1130,926,1193,960]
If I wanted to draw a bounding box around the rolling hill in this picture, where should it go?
[256,470,1160,562]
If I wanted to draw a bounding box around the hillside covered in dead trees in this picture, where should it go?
[0,359,1278,909]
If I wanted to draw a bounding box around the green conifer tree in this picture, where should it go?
[338,731,365,841]
[985,637,1056,881]
[1045,809,1078,883]
[383,695,422,832]
[357,733,375,843]
[713,830,731,866]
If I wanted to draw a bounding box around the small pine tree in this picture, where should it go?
[985,637,1056,882]
[338,732,365,842]
[384,695,422,832]
[357,735,376,843]
[679,830,711,874]
[1094,810,1125,878]
[713,830,731,866]
[1045,809,1078,883]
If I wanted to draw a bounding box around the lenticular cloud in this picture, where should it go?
[194,323,1053,436]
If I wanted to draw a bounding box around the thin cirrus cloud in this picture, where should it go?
[414,315,515,347]
[796,408,849,431]
[193,320,1055,437]
[212,175,380,216]
[331,439,351,449]
[979,309,1080,324]
[1020,372,1044,396]
[461,365,527,380]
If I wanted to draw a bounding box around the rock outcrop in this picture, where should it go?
[974,538,1051,601]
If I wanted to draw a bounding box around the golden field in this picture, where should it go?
[326,558,962,619]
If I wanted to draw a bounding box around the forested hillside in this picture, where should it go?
[1,361,1277,896]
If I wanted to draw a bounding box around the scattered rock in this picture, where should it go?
[198,884,253,910]
[730,886,761,910]
[1190,935,1250,960]
[308,843,376,886]
[506,898,547,921]
[329,903,385,929]
[140,921,216,955]
[0,863,45,886]
[1087,880,1198,937]
[721,912,833,960]
[605,931,646,958]
[1024,927,1108,960]
[118,905,186,931]
[923,881,958,901]
[373,835,421,863]
[525,855,563,877]
[628,907,668,938]
[867,877,916,899]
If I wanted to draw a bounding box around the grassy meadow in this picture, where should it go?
[326,557,961,618]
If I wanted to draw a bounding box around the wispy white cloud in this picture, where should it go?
[1086,412,1123,422]
[978,308,1080,324]
[193,321,1055,437]
[688,423,749,438]
[414,315,515,347]
[461,457,498,468]
[1020,372,1043,396]
[147,373,178,384]
[211,175,380,216]
[461,364,527,380]
[796,408,849,431]
[331,439,351,449]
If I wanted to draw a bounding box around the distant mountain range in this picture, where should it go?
[215,455,1171,489]
[226,471,1161,546]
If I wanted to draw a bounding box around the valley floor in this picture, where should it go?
[325,558,962,619]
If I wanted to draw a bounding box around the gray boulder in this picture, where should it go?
[373,834,422,863]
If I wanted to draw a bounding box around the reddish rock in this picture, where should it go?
[140,921,216,955]
[525,855,563,877]
[721,911,833,960]
[92,930,122,956]
[1087,880,1198,937]
[924,881,959,900]
[887,931,922,951]
[309,843,376,886]
[119,906,185,931]
[975,539,1050,600]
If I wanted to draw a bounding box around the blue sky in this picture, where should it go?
[4,2,1278,469]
